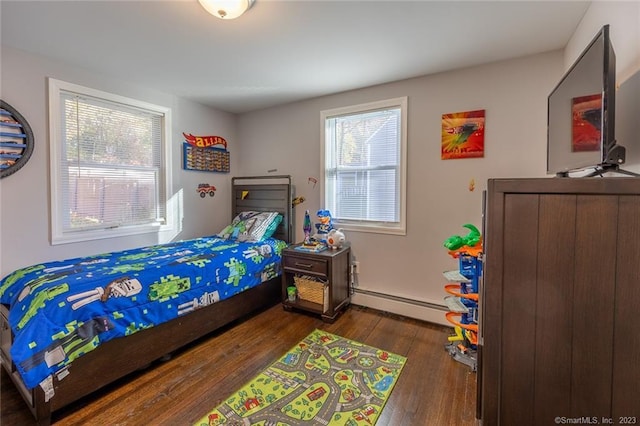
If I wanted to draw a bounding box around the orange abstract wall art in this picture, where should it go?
[441,109,485,160]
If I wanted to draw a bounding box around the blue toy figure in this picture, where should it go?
[314,209,333,242]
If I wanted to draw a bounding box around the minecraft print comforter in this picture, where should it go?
[0,236,287,390]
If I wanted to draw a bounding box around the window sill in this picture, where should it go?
[333,222,406,236]
[51,223,172,245]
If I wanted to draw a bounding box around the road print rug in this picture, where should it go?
[195,329,407,426]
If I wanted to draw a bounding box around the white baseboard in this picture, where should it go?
[351,289,451,327]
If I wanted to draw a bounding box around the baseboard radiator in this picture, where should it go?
[351,287,449,327]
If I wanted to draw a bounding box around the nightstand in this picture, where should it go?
[281,244,351,322]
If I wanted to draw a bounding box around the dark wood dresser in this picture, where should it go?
[480,178,640,425]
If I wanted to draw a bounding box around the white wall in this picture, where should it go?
[237,51,563,325]
[0,46,236,276]
[566,1,640,84]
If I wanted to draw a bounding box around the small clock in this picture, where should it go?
[0,100,34,179]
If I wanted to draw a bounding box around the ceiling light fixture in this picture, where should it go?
[198,0,255,20]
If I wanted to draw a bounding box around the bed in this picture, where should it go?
[0,175,293,425]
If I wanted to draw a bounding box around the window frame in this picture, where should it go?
[320,97,408,235]
[48,78,173,245]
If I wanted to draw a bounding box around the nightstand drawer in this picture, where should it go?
[283,256,328,276]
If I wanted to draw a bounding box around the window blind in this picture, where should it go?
[60,91,164,232]
[325,107,401,224]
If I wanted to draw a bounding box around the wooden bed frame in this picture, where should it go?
[0,175,293,425]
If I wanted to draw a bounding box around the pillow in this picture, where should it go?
[262,213,283,240]
[217,211,282,242]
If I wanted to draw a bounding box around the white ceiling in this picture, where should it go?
[1,0,590,114]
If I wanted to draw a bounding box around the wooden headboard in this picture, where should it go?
[231,175,293,244]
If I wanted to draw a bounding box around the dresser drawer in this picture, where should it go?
[283,256,328,276]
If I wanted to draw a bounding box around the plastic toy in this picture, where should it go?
[443,223,483,372]
[444,224,482,258]
[313,209,333,242]
[444,223,481,250]
[326,228,345,249]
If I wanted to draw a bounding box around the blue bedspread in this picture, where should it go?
[0,236,287,390]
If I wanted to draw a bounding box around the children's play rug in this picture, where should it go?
[195,329,407,426]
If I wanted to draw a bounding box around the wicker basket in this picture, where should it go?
[294,275,326,305]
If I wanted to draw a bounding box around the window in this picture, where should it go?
[48,78,172,244]
[321,97,407,235]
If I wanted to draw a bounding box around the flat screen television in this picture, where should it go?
[547,24,629,177]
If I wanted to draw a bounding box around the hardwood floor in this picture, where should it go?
[1,304,478,425]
